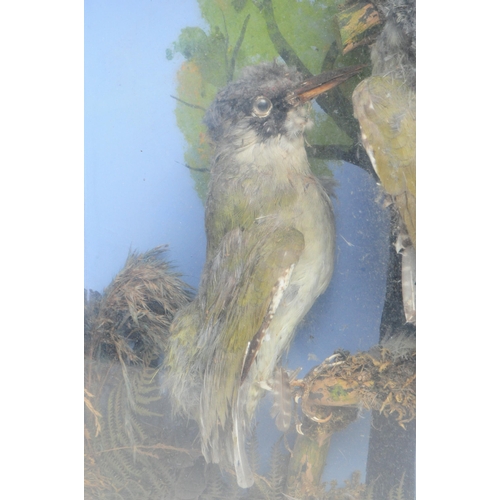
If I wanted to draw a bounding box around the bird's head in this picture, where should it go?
[204,61,364,146]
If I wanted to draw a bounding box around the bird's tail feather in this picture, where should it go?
[232,379,254,488]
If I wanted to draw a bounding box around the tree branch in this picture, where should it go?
[306,144,377,177]
[228,14,251,82]
[257,0,311,77]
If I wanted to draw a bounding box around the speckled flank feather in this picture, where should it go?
[270,367,293,432]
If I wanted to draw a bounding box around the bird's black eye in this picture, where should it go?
[252,96,272,117]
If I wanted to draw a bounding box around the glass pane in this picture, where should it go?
[85,1,416,499]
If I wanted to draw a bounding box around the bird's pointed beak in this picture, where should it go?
[290,64,366,104]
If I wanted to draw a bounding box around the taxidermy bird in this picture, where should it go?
[352,0,416,323]
[165,61,362,488]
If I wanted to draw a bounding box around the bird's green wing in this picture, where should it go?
[170,220,300,481]
[201,221,304,411]
[353,76,416,247]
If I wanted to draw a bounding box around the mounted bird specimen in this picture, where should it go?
[164,61,362,488]
[351,0,416,323]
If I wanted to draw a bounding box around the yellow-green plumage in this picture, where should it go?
[353,76,416,247]
[351,0,416,323]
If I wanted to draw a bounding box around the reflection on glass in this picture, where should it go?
[85,1,416,499]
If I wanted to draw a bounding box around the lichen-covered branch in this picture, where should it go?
[298,339,416,429]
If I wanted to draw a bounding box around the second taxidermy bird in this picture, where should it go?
[352,0,416,323]
[165,61,361,488]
